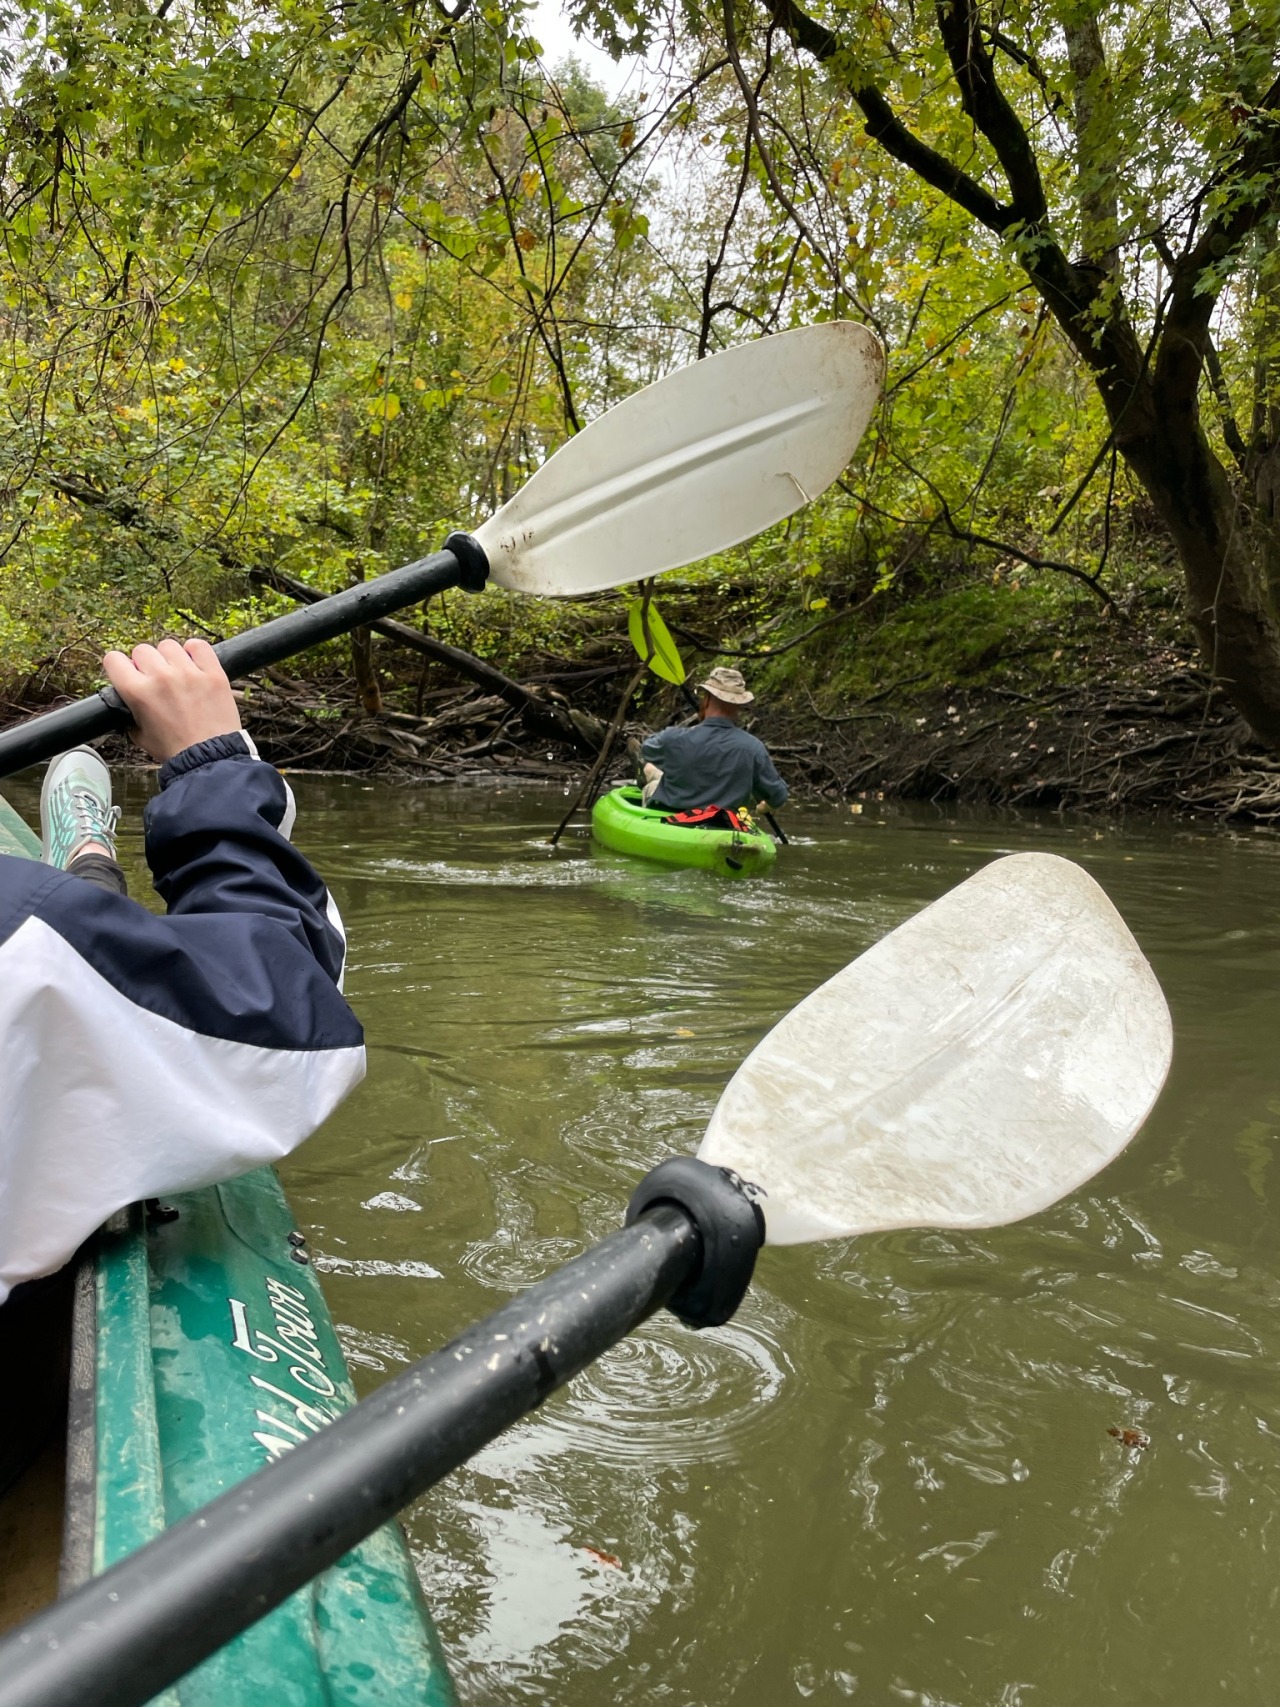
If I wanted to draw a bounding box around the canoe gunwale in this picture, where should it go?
[59,1249,98,1597]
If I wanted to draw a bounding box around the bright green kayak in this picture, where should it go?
[0,789,456,1705]
[591,785,778,879]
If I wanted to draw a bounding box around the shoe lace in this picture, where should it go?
[67,787,121,854]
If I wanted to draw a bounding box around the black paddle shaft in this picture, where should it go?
[0,533,489,779]
[0,1199,722,1707]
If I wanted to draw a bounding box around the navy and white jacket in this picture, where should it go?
[0,734,365,1302]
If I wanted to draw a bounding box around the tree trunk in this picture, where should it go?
[753,0,1280,752]
[1112,400,1280,746]
[1063,12,1119,277]
[350,624,383,717]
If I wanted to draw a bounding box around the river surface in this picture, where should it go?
[52,775,1280,1703]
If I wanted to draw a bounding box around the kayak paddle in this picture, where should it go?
[0,323,884,778]
[0,851,1171,1707]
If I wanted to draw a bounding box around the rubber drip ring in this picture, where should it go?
[442,530,490,593]
[625,1156,765,1328]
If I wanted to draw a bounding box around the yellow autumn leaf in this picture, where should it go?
[412,376,426,390]
[368,393,401,421]
[521,170,539,197]
[289,163,303,180]
[675,1027,696,1037]
[168,357,186,375]
[515,229,537,251]
[394,291,412,310]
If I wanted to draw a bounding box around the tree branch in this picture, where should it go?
[248,565,600,754]
[1160,76,1280,401]
[756,0,1144,394]
[935,0,1048,225]
[1205,332,1249,469]
[759,0,1013,233]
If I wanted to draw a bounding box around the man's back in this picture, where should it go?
[641,714,788,812]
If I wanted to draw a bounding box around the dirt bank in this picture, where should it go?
[9,573,1280,825]
[130,647,1277,828]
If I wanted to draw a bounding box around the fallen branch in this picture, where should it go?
[549,659,650,846]
[248,565,599,756]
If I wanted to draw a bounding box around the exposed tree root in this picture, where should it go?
[10,614,1280,826]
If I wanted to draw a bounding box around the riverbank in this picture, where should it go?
[201,639,1280,827]
[9,562,1280,824]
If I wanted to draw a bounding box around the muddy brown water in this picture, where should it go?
[9,772,1280,1703]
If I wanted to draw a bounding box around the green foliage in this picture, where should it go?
[0,0,665,688]
[626,596,685,683]
[0,0,1214,719]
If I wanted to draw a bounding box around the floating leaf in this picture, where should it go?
[627,596,685,685]
[1107,1426,1150,1449]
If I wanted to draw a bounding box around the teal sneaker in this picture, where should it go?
[40,746,121,870]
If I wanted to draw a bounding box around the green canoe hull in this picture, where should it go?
[0,789,455,1705]
[591,786,778,879]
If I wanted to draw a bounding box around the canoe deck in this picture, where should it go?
[80,1174,456,1705]
[591,785,778,878]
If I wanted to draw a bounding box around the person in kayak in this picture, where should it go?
[0,637,364,1307]
[639,666,788,817]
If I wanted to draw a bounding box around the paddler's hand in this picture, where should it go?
[102,637,243,763]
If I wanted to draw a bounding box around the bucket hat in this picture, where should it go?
[697,666,754,705]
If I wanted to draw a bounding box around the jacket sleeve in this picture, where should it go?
[147,732,349,991]
[752,742,789,808]
[640,728,669,764]
[0,736,364,1301]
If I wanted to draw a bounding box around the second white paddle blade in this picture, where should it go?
[475,322,884,596]
[697,853,1173,1246]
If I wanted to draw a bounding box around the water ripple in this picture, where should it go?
[537,1315,793,1468]
[458,1234,587,1292]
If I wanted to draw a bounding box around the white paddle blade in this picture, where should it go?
[697,853,1172,1246]
[475,323,884,596]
